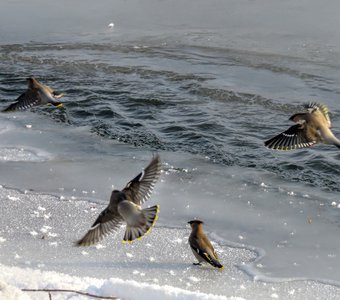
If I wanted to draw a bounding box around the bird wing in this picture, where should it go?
[76,208,123,246]
[264,123,316,150]
[2,89,42,112]
[122,154,161,205]
[190,237,223,268]
[305,102,331,127]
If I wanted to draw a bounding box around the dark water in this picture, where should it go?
[1,42,340,192]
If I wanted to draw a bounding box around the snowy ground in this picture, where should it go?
[1,186,340,300]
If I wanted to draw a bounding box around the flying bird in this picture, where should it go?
[2,77,64,112]
[188,220,224,270]
[264,102,340,150]
[76,154,161,246]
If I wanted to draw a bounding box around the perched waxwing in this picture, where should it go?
[265,102,340,150]
[2,77,64,112]
[188,220,224,270]
[76,154,161,246]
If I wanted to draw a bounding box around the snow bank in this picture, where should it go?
[0,264,243,300]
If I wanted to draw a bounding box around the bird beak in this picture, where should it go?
[56,103,64,108]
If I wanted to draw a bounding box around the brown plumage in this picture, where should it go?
[2,77,64,112]
[264,102,340,150]
[76,154,161,246]
[188,220,224,270]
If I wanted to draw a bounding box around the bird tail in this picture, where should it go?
[123,205,159,244]
[210,258,224,270]
[50,101,64,108]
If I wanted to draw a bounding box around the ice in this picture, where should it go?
[0,187,340,299]
[0,114,340,299]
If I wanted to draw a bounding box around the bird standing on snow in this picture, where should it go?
[76,155,161,246]
[2,77,64,112]
[264,102,340,150]
[188,220,224,270]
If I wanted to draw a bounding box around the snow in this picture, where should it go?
[1,265,242,300]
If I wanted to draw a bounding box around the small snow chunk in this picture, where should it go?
[146,243,152,247]
[169,270,176,276]
[81,250,89,255]
[126,252,133,258]
[49,242,58,247]
[47,232,58,238]
[0,237,6,243]
[82,190,88,194]
[240,285,246,290]
[25,124,32,129]
[92,190,96,194]
[44,213,51,219]
[71,196,76,200]
[287,191,295,196]
[271,293,279,299]
[173,238,182,244]
[37,264,45,268]
[153,278,159,283]
[40,226,52,233]
[260,182,268,188]
[30,231,38,236]
[288,289,295,295]
[331,201,337,206]
[108,23,115,28]
[189,276,200,282]
[7,195,19,201]
[186,205,190,209]
[14,253,21,259]
[140,273,145,277]
[238,235,245,240]
[95,244,106,249]
[337,204,340,209]
[133,270,139,275]
[38,206,46,211]
[149,257,155,262]
[60,196,65,200]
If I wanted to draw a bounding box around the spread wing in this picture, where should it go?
[264,123,316,150]
[122,154,161,205]
[76,208,123,246]
[2,89,41,112]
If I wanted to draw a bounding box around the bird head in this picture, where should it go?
[26,77,39,89]
[188,219,204,229]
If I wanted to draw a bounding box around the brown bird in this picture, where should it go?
[2,77,64,112]
[188,220,224,270]
[76,154,161,246]
[264,102,340,150]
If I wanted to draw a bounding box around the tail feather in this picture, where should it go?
[123,205,159,244]
[210,258,224,270]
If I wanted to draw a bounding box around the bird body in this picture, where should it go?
[2,77,64,112]
[265,102,340,150]
[76,155,161,246]
[188,220,224,270]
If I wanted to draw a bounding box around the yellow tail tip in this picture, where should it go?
[219,266,224,271]
[56,103,64,108]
